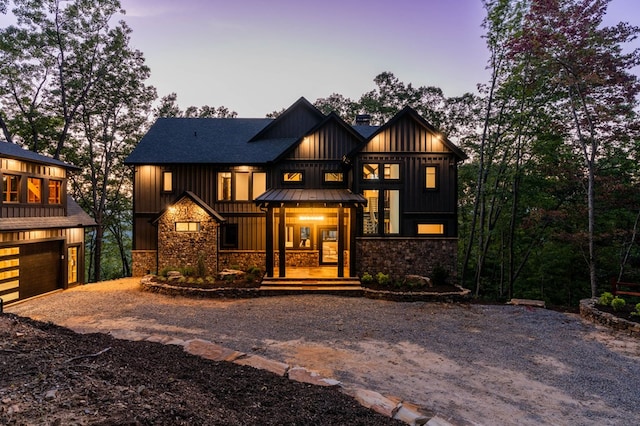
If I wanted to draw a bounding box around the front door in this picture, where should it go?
[319,227,338,265]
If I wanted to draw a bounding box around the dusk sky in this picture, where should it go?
[2,0,639,117]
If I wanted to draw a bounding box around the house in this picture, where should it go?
[0,141,95,304]
[125,98,466,281]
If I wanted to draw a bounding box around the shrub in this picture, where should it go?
[205,276,215,283]
[158,266,177,277]
[246,265,262,275]
[376,272,391,286]
[361,272,374,284]
[598,292,614,306]
[611,296,626,312]
[197,252,207,277]
[180,266,196,277]
[431,265,449,286]
[631,303,640,317]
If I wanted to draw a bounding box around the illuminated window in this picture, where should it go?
[3,175,20,202]
[323,172,343,183]
[363,189,378,234]
[218,172,232,200]
[425,166,437,189]
[283,171,303,182]
[363,164,379,180]
[384,164,400,180]
[162,171,173,192]
[68,246,78,284]
[417,224,444,235]
[27,177,41,203]
[252,172,266,198]
[48,180,62,204]
[384,190,400,234]
[175,222,200,232]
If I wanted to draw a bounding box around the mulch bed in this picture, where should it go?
[0,314,401,425]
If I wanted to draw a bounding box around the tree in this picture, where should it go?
[510,0,640,297]
[154,92,237,118]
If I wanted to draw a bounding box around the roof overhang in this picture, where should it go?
[255,188,367,208]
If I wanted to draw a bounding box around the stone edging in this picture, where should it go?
[140,275,471,302]
[108,330,455,426]
[579,298,640,337]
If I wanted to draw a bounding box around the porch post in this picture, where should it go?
[349,205,358,277]
[265,206,274,277]
[337,205,345,277]
[278,204,286,277]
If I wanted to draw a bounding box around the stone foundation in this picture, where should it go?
[580,298,640,337]
[219,251,266,271]
[132,250,157,277]
[355,237,458,282]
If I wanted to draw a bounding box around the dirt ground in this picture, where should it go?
[5,278,640,425]
[0,314,401,425]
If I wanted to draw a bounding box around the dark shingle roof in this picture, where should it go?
[352,125,380,138]
[0,198,96,231]
[124,118,299,165]
[0,141,79,169]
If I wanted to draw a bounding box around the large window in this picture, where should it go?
[323,171,343,183]
[48,180,62,204]
[235,172,250,201]
[27,177,41,203]
[2,175,19,202]
[218,171,266,201]
[363,163,401,180]
[253,172,266,198]
[384,190,400,234]
[384,164,400,180]
[363,189,378,235]
[363,164,379,180]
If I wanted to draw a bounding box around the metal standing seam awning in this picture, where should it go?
[254,188,367,207]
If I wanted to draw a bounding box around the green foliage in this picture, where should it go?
[611,297,626,312]
[197,253,207,278]
[598,292,614,306]
[361,272,374,284]
[376,272,391,286]
[631,303,640,317]
[431,265,449,286]
[246,266,262,275]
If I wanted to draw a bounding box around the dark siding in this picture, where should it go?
[258,107,322,139]
[290,122,359,161]
[361,115,447,154]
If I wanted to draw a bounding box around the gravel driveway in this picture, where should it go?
[7,278,640,425]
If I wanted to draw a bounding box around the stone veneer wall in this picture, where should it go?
[356,238,458,281]
[219,251,266,271]
[157,197,219,276]
[132,250,157,277]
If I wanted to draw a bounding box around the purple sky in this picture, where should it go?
[1,0,638,117]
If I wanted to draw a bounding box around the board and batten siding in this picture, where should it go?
[288,121,360,161]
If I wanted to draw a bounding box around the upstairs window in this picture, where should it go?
[282,171,303,183]
[48,180,62,204]
[27,177,41,203]
[425,166,438,189]
[363,164,379,180]
[384,164,400,180]
[3,175,20,203]
[162,171,173,192]
[323,172,343,183]
[217,172,232,201]
[418,224,444,235]
[235,172,250,201]
[253,172,266,198]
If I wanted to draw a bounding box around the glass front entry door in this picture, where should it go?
[319,227,338,264]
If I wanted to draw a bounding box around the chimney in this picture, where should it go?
[355,114,371,126]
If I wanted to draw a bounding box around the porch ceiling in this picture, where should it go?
[255,188,366,207]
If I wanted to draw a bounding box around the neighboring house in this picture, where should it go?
[125,97,466,280]
[0,142,95,304]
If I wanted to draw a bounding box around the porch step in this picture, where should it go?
[259,277,363,296]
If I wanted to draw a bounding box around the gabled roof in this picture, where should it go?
[0,141,80,170]
[249,97,326,142]
[124,118,294,165]
[0,197,96,231]
[363,107,467,160]
[152,191,225,224]
[272,112,365,163]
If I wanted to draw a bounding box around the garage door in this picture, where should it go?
[19,241,62,299]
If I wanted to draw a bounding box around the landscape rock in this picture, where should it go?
[350,388,399,418]
[183,339,244,362]
[404,275,433,288]
[287,366,342,387]
[233,354,289,376]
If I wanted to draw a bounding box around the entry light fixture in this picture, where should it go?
[299,215,325,221]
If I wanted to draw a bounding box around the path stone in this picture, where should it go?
[287,366,341,387]
[183,339,244,362]
[349,388,399,418]
[393,401,430,425]
[233,354,289,376]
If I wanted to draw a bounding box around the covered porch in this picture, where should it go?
[255,189,366,278]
